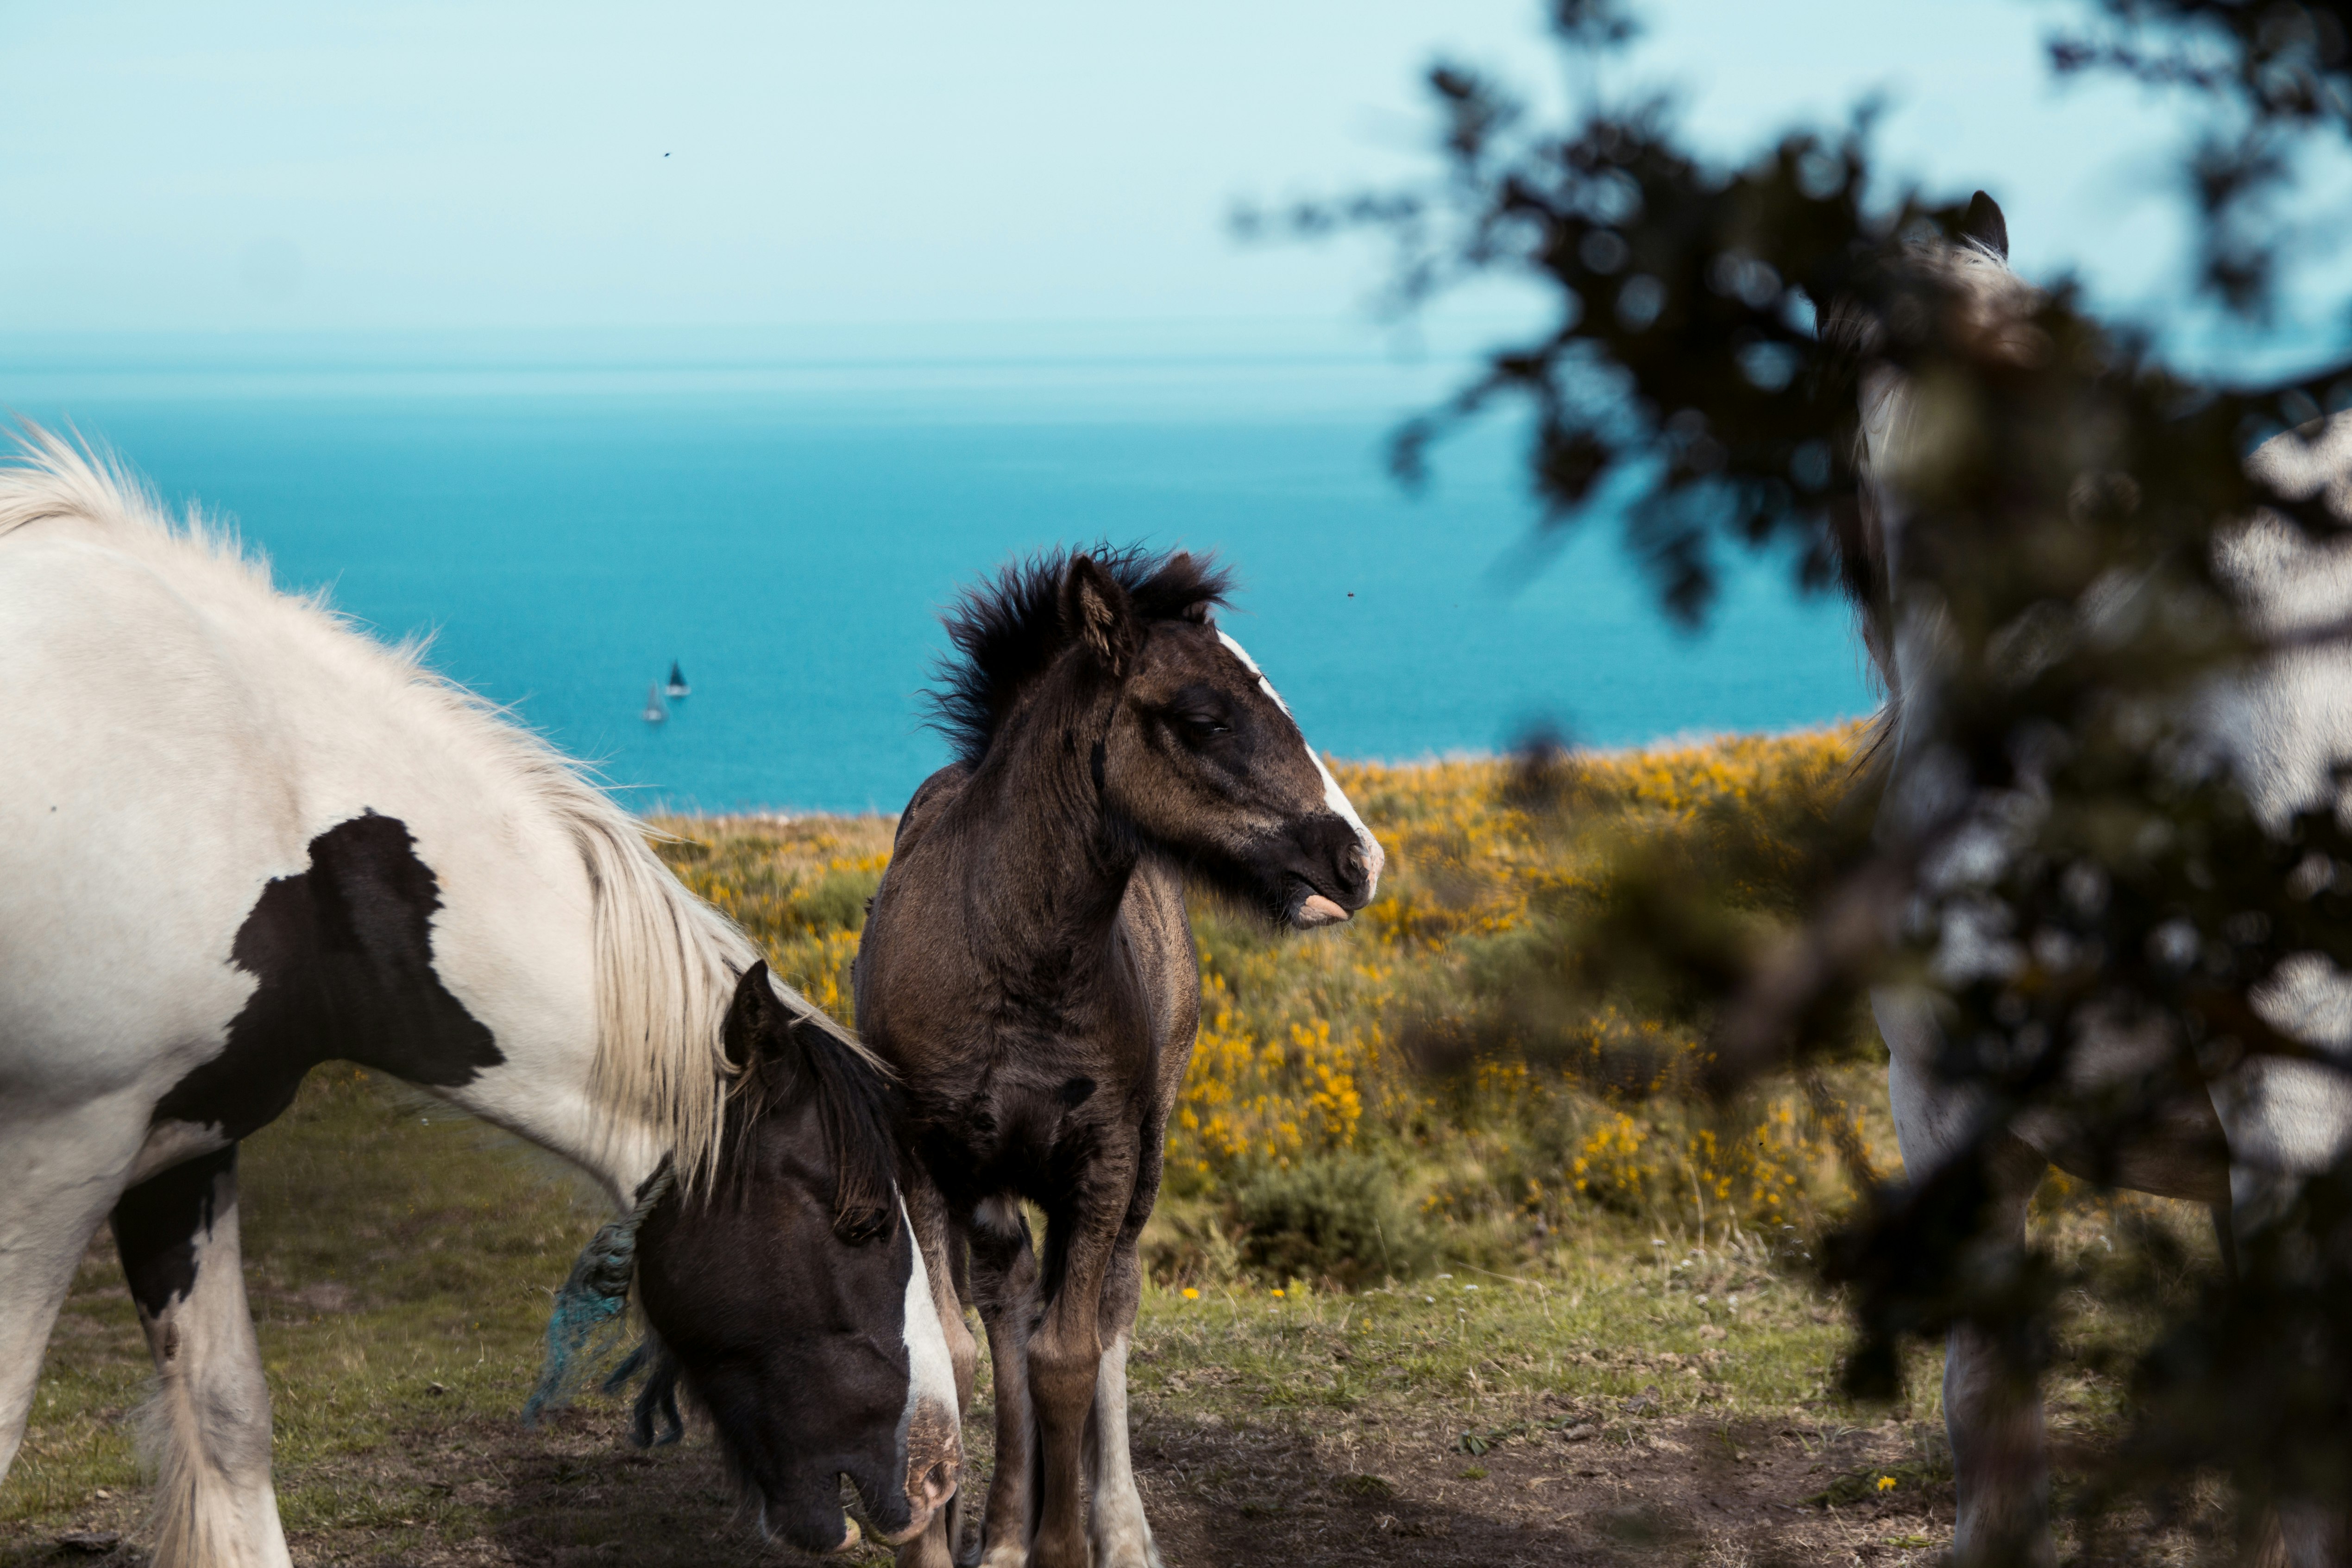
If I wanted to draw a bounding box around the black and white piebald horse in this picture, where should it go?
[1850,199,2352,1565]
[0,430,959,1565]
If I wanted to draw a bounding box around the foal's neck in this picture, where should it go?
[963,687,1138,1000]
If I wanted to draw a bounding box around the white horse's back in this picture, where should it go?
[0,447,301,1116]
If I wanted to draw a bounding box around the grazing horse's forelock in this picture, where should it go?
[925,542,1236,766]
[721,989,902,1240]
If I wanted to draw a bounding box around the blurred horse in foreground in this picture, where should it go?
[1849,197,2352,1566]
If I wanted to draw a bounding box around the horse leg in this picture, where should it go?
[0,1108,142,1483]
[1026,1171,1129,1568]
[2208,1053,2352,1567]
[1880,987,2054,1568]
[968,1196,1042,1568]
[898,1180,979,1568]
[112,1146,290,1568]
[1937,1142,2053,1568]
[1084,1234,1159,1568]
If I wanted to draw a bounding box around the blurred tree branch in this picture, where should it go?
[1260,0,2352,1550]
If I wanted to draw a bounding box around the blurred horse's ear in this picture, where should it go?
[1962,191,2008,259]
[723,960,780,1070]
[1061,554,1138,676]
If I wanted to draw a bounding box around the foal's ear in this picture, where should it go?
[1961,190,2008,260]
[723,960,785,1070]
[1061,554,1138,676]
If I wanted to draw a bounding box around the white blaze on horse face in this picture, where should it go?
[894,1196,959,1510]
[1214,630,1385,895]
[898,1197,956,1408]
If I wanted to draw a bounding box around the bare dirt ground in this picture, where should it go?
[8,1378,1955,1568]
[8,1074,2237,1568]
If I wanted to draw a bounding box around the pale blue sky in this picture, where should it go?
[0,1,2282,341]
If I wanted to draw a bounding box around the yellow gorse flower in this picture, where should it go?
[650,724,1874,1238]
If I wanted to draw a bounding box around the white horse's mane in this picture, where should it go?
[0,423,871,1190]
[1829,233,2048,770]
[1851,236,2043,520]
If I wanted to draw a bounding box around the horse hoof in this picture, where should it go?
[1091,1511,1161,1568]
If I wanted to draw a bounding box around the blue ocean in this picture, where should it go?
[0,324,1871,813]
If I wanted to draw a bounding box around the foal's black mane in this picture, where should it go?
[925,544,1235,767]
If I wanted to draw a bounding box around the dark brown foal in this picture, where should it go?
[856,547,1383,1568]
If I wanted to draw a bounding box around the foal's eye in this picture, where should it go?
[1177,713,1231,742]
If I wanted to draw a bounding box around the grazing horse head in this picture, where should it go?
[930,544,1384,928]
[632,963,960,1554]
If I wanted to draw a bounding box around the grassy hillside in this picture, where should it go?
[4,730,2238,1565]
[654,724,1885,1285]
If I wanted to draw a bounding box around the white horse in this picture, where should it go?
[0,429,960,1566]
[1855,197,2352,1565]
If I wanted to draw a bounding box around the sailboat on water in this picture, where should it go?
[641,682,667,724]
[666,661,691,699]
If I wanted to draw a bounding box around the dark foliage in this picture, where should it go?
[1271,0,2352,1552]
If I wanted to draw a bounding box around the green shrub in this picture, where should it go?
[1229,1152,1433,1287]
[798,867,877,935]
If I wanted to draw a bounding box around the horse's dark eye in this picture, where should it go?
[1177,713,1230,742]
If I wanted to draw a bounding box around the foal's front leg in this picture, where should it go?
[1084,1234,1161,1568]
[1027,1169,1133,1568]
[969,1196,1043,1568]
[112,1146,292,1568]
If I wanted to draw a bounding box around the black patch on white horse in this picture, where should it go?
[156,811,503,1140]
[113,1146,236,1319]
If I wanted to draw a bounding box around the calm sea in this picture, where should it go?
[0,324,1871,813]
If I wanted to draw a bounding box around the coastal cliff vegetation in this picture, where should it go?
[653,723,1887,1288]
[11,728,2205,1563]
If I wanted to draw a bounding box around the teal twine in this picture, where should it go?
[521,1164,674,1426]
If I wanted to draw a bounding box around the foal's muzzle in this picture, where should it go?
[1286,815,1380,928]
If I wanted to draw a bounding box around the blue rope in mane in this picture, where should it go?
[521,1163,674,1427]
